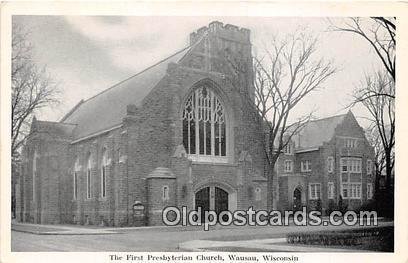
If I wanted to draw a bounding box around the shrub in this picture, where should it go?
[286,226,393,251]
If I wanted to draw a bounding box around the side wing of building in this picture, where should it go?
[276,111,376,214]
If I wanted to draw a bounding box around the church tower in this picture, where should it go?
[184,21,254,98]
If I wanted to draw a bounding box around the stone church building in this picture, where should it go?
[16,21,268,226]
[15,21,376,227]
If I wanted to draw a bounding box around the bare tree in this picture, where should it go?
[11,22,60,218]
[222,32,336,209]
[353,71,395,214]
[365,126,386,179]
[331,17,395,217]
[330,17,395,83]
[11,22,60,158]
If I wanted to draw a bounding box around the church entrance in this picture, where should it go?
[195,187,210,215]
[195,186,229,221]
[293,187,302,211]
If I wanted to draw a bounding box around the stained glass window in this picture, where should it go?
[182,86,226,157]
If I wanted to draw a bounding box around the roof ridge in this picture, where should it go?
[60,99,84,123]
[78,45,191,106]
[309,113,347,123]
[36,119,77,126]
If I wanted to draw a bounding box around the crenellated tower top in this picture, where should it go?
[190,21,251,45]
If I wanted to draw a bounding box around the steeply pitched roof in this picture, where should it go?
[33,119,77,138]
[61,46,191,140]
[293,113,347,150]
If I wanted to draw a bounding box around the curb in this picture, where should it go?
[10,223,237,235]
[178,238,371,252]
[11,226,121,235]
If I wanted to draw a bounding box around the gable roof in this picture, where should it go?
[61,46,192,140]
[32,119,77,139]
[292,113,347,150]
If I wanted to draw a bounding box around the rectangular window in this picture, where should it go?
[87,169,91,199]
[350,158,362,173]
[328,182,335,199]
[344,138,358,148]
[347,183,362,199]
[327,156,334,173]
[73,172,78,200]
[342,183,349,198]
[357,159,362,173]
[101,166,106,198]
[301,160,312,172]
[162,186,169,201]
[367,183,373,199]
[309,183,321,200]
[341,158,348,172]
[341,173,348,182]
[284,143,293,155]
[341,157,362,173]
[340,158,362,199]
[284,160,293,172]
[367,159,373,175]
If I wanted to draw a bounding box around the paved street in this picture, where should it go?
[11,221,393,252]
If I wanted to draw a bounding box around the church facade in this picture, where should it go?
[16,21,268,226]
[15,22,376,227]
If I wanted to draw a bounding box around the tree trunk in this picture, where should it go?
[384,149,394,218]
[266,161,276,211]
[385,150,392,190]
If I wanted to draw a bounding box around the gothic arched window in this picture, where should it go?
[101,148,108,198]
[73,157,80,200]
[32,150,38,203]
[86,153,93,199]
[182,85,227,160]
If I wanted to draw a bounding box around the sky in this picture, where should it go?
[13,16,382,128]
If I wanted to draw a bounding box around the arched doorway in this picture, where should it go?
[293,187,302,211]
[195,186,229,221]
[195,187,210,215]
[215,187,228,215]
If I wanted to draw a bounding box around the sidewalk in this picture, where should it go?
[11,222,121,235]
[11,221,248,235]
[11,221,227,235]
[178,238,370,252]
[12,217,391,236]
